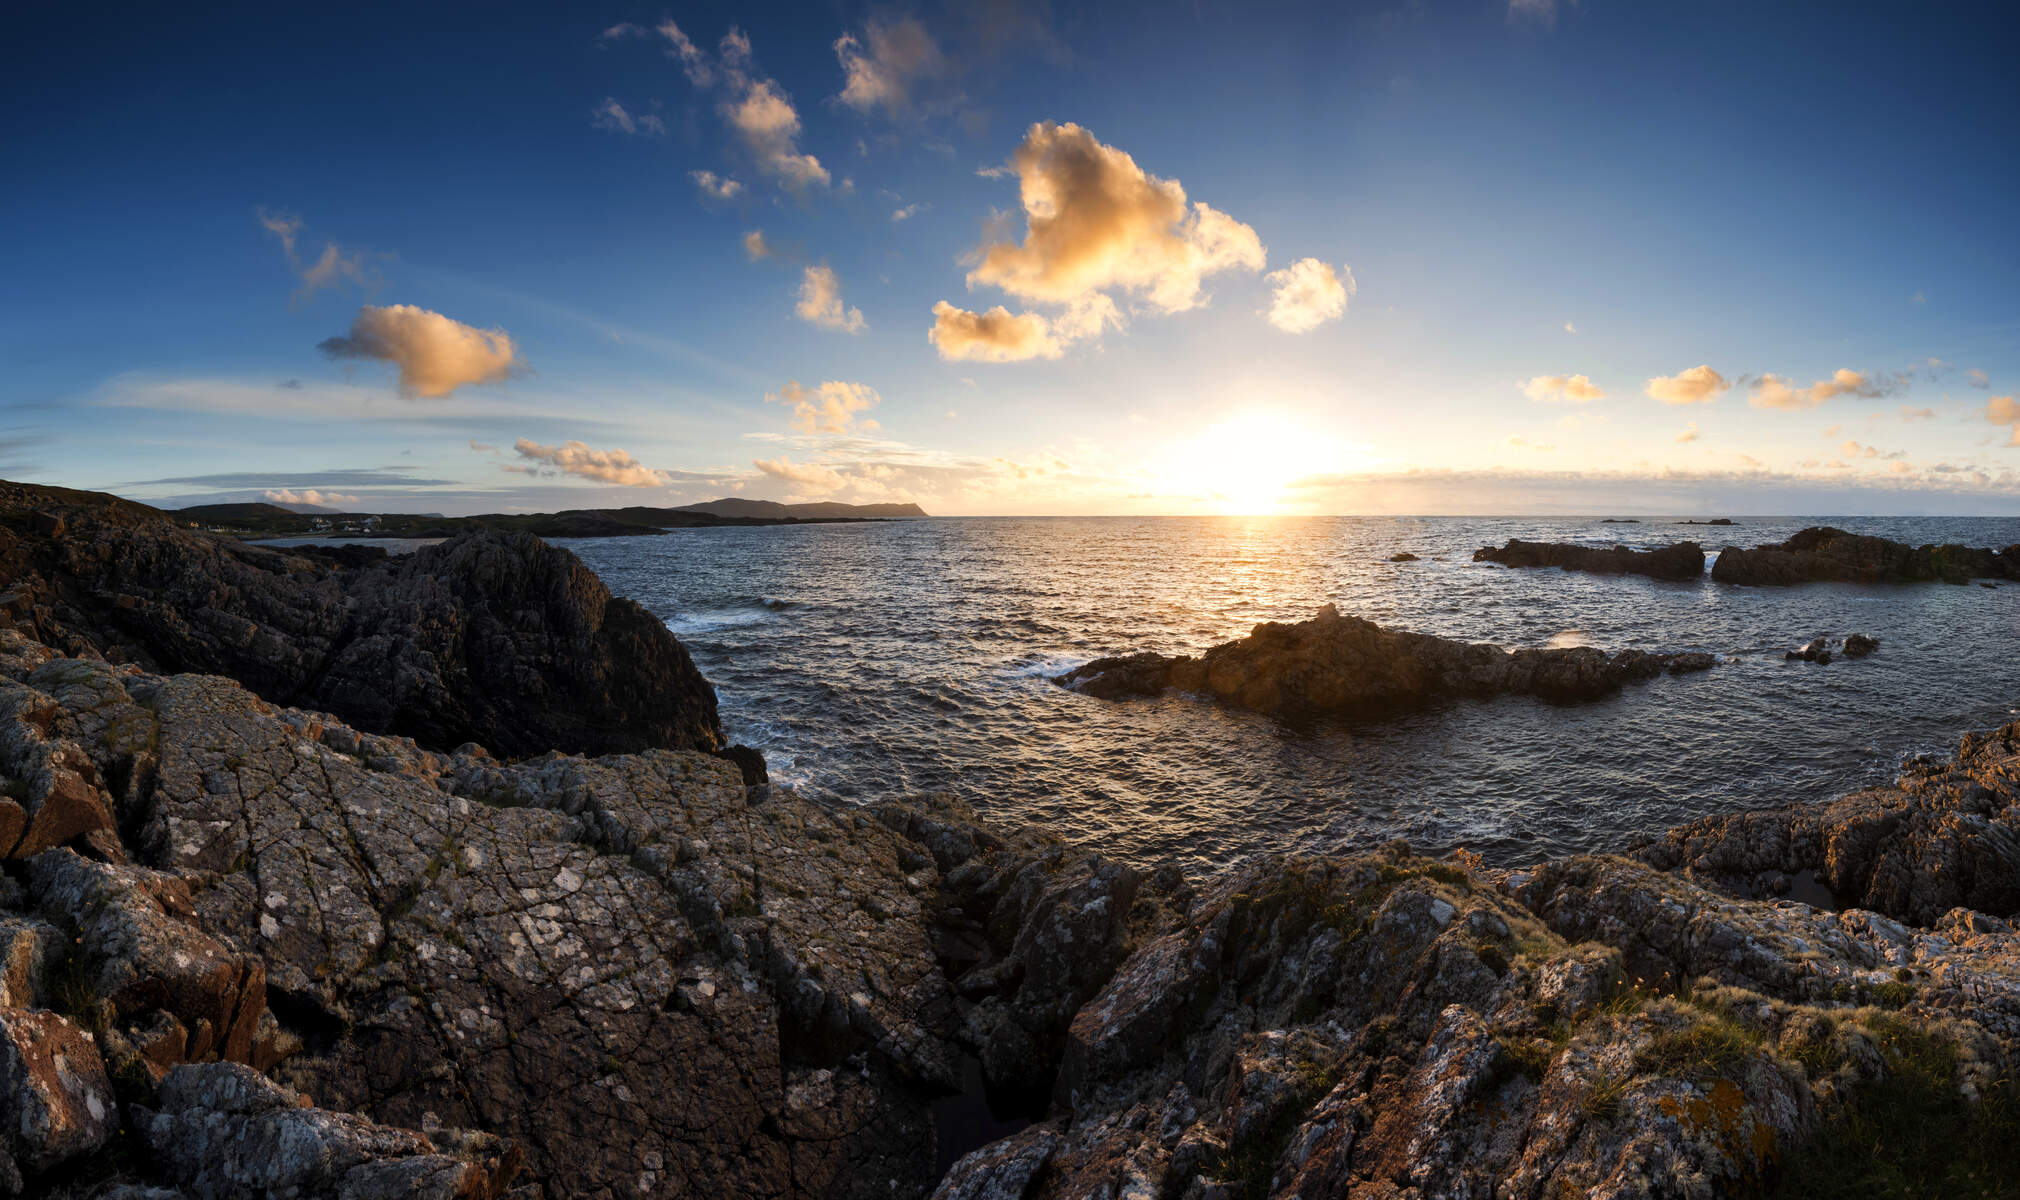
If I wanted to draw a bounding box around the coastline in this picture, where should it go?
[2,480,2018,1197]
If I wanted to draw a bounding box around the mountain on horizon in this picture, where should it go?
[176,501,343,521]
[674,497,927,519]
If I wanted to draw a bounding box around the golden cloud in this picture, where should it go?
[966,122,1265,313]
[1749,368,1890,410]
[834,19,944,117]
[1521,374,1606,404]
[1990,395,2020,445]
[752,456,845,494]
[928,297,1120,363]
[1265,258,1354,333]
[1645,365,1729,405]
[317,305,519,398]
[512,439,669,487]
[263,488,358,508]
[796,266,866,333]
[767,380,880,434]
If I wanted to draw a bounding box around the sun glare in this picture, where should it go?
[1158,412,1371,514]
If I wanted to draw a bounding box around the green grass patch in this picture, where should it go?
[1772,1016,2020,1198]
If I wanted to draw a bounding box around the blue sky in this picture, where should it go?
[5,0,2018,515]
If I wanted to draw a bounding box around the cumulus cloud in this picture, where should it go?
[1264,258,1354,333]
[317,305,520,398]
[263,488,358,508]
[928,296,1119,363]
[512,438,669,487]
[743,230,772,260]
[726,78,831,188]
[1750,368,1893,410]
[967,122,1265,313]
[1676,422,1700,443]
[592,98,664,136]
[753,456,846,494]
[1521,374,1606,404]
[767,380,881,434]
[258,209,371,307]
[796,266,866,332]
[1989,395,2020,445]
[1645,365,1729,406]
[834,19,945,117]
[691,170,743,201]
[642,24,828,190]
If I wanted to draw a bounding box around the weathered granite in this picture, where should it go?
[1056,605,1717,714]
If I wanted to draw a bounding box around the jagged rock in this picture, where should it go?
[1784,633,1878,664]
[1473,538,1706,581]
[132,1062,518,1200]
[1638,720,2020,924]
[28,848,273,1073]
[1056,606,1716,715]
[1712,526,2020,585]
[0,480,756,775]
[0,1007,117,1179]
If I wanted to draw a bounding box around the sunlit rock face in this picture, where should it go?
[1056,604,1715,713]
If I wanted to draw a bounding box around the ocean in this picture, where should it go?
[562,515,2020,873]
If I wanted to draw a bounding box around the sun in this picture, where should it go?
[1156,411,1371,515]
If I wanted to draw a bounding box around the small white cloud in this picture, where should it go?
[796,266,866,333]
[1264,258,1354,333]
[892,202,926,222]
[691,170,744,201]
[834,19,945,118]
[591,98,665,136]
[1521,374,1605,404]
[1563,321,1577,334]
[743,230,772,260]
[1645,365,1730,406]
[767,379,880,434]
[264,488,359,508]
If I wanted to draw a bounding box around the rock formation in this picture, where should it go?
[1056,605,1715,714]
[1712,526,2020,586]
[1473,538,1706,581]
[4,478,2020,1198]
[0,480,755,779]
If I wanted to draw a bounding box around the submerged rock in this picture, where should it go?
[1712,526,2020,585]
[1785,633,1880,664]
[1056,605,1716,715]
[1387,551,1420,562]
[1473,538,1706,581]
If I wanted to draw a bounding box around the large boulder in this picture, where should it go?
[1057,605,1716,716]
[0,1007,117,1185]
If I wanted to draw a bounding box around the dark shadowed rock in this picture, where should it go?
[0,1007,117,1180]
[1057,606,1716,716]
[0,478,760,776]
[1712,525,2020,585]
[1387,551,1419,562]
[1473,538,1706,581]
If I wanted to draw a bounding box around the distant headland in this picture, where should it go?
[174,495,928,539]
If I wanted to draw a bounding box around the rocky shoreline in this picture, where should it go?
[1473,538,1706,581]
[2,481,2018,1197]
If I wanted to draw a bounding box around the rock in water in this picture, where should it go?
[1472,538,1705,580]
[1387,551,1420,562]
[1785,633,1879,664]
[1712,525,2020,585]
[1057,605,1715,715]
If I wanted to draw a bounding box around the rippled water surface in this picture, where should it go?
[562,517,2020,872]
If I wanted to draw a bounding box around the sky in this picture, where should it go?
[5,0,2020,517]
